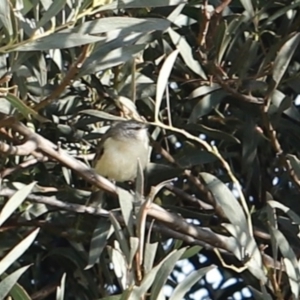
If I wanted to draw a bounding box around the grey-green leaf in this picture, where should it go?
[0,265,31,300]
[99,0,188,11]
[0,0,13,37]
[15,33,107,51]
[168,28,207,79]
[86,219,112,269]
[169,266,215,300]
[155,49,179,122]
[150,248,186,300]
[273,33,300,86]
[0,182,36,227]
[0,228,40,276]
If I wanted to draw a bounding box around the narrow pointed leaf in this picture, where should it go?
[0,265,31,300]
[169,266,215,300]
[0,228,40,276]
[155,49,179,122]
[0,182,36,227]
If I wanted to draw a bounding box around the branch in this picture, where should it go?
[0,113,117,194]
[0,187,283,270]
[34,44,92,111]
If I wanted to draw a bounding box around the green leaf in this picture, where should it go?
[68,17,170,35]
[200,173,266,283]
[150,247,186,300]
[273,33,300,86]
[109,213,130,264]
[130,248,186,299]
[188,83,221,99]
[143,242,158,274]
[168,28,207,79]
[270,226,300,298]
[268,200,300,225]
[6,280,31,300]
[0,0,13,37]
[169,266,215,300]
[180,246,202,260]
[155,49,179,122]
[117,188,134,236]
[79,110,126,121]
[15,33,107,51]
[0,265,31,300]
[56,273,66,300]
[286,154,300,179]
[79,44,146,76]
[98,0,188,11]
[4,94,49,122]
[248,286,273,300]
[108,246,128,290]
[189,90,227,121]
[0,228,40,276]
[86,219,112,269]
[239,0,254,17]
[0,182,36,227]
[37,0,67,29]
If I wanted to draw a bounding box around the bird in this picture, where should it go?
[93,120,150,182]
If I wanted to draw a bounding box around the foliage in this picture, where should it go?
[1,0,300,299]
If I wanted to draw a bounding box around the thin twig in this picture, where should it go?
[34,44,92,111]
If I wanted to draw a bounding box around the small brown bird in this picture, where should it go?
[93,120,150,182]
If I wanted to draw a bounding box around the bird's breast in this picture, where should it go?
[94,137,149,182]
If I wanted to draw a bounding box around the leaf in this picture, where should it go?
[4,94,49,122]
[79,44,146,76]
[150,248,186,300]
[143,242,158,274]
[169,266,215,300]
[273,33,300,86]
[242,117,259,173]
[239,0,255,18]
[117,188,134,236]
[0,265,31,300]
[129,237,139,268]
[79,110,126,121]
[183,123,240,144]
[270,89,300,122]
[37,0,67,29]
[189,90,227,122]
[6,281,31,300]
[180,246,202,260]
[86,219,112,269]
[155,49,179,122]
[188,83,221,99]
[0,182,36,227]
[15,33,107,51]
[130,248,186,299]
[268,200,300,225]
[262,2,300,27]
[248,286,273,300]
[200,173,266,283]
[0,228,40,276]
[145,163,182,187]
[168,28,207,79]
[108,245,128,290]
[56,273,66,300]
[286,154,300,179]
[270,226,300,298]
[99,0,188,11]
[109,213,130,264]
[69,17,170,35]
[176,149,219,168]
[0,0,13,37]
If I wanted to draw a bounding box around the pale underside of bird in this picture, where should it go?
[93,120,150,182]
